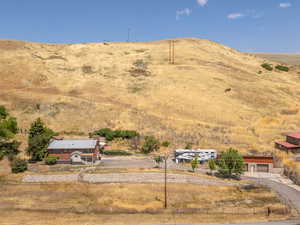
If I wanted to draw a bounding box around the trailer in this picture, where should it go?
[174,149,217,163]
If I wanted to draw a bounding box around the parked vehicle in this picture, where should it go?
[174,149,217,163]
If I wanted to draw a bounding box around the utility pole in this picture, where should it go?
[164,154,169,209]
[169,40,175,64]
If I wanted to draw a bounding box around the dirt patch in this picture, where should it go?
[0,40,25,51]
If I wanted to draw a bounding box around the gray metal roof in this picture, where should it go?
[48,139,97,149]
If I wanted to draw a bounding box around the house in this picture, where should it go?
[275,132,300,153]
[243,155,274,173]
[47,138,105,164]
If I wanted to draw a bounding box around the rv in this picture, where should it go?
[174,149,217,163]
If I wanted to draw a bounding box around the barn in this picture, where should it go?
[275,132,300,153]
[47,138,105,164]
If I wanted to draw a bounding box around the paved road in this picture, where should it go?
[247,177,300,214]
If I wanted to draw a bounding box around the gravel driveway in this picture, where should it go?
[23,172,234,186]
[83,173,234,185]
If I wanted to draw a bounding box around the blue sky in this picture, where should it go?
[0,0,299,52]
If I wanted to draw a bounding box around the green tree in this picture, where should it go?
[10,157,27,173]
[191,156,198,172]
[27,118,57,161]
[217,148,245,178]
[208,160,216,175]
[141,136,160,154]
[91,128,139,141]
[154,155,164,168]
[0,105,20,162]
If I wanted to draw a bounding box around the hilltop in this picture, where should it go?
[252,53,300,66]
[1,38,300,153]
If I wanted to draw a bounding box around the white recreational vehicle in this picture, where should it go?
[174,149,217,163]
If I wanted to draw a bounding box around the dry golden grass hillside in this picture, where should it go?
[1,38,300,153]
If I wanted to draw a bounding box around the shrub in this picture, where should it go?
[185,143,193,149]
[141,136,160,154]
[154,155,164,167]
[45,156,59,165]
[103,150,132,156]
[10,158,27,173]
[161,141,171,147]
[275,65,289,72]
[91,128,139,141]
[261,63,273,71]
[208,160,216,174]
[191,156,198,172]
[133,59,148,69]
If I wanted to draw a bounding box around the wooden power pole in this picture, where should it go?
[164,154,169,209]
[169,40,175,64]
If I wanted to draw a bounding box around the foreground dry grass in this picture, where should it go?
[0,181,293,224]
[275,151,300,185]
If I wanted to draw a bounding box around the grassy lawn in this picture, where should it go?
[0,181,294,224]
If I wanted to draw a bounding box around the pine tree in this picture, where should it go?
[27,118,57,161]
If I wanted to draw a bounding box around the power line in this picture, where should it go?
[127,28,131,42]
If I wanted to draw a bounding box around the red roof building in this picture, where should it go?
[275,132,300,153]
[243,156,274,173]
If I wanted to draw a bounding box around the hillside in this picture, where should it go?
[252,53,300,66]
[1,38,300,153]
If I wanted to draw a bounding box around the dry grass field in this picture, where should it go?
[1,38,300,155]
[0,180,292,225]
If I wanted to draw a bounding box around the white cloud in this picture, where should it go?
[176,8,192,20]
[197,0,208,7]
[279,2,291,8]
[227,13,244,19]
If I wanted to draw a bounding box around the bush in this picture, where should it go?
[261,63,273,71]
[133,59,148,69]
[185,143,193,149]
[275,65,289,72]
[154,155,164,167]
[141,136,160,154]
[103,150,132,156]
[91,128,139,141]
[161,141,171,147]
[45,156,59,165]
[191,157,198,172]
[208,160,216,174]
[10,158,27,173]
